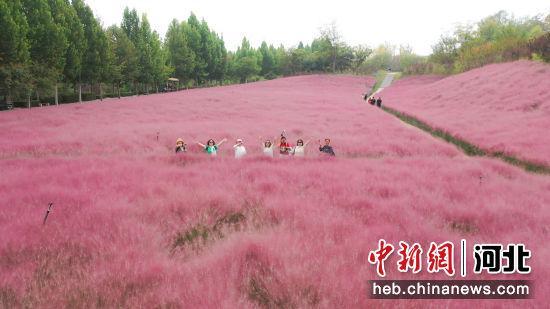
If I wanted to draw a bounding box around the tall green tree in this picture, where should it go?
[138,14,154,92]
[208,33,227,83]
[165,19,195,83]
[150,30,168,92]
[48,0,83,104]
[259,41,276,78]
[73,0,107,101]
[233,37,261,83]
[0,0,30,106]
[23,0,68,105]
[186,13,207,85]
[106,25,139,96]
[121,8,140,46]
[56,0,85,96]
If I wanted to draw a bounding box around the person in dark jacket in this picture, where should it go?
[318,138,335,156]
[376,97,382,107]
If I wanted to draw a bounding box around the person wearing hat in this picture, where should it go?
[233,138,247,159]
[175,138,187,153]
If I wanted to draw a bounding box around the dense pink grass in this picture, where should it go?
[381,60,550,165]
[1,75,549,307]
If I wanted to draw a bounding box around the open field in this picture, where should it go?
[1,75,549,307]
[381,60,550,166]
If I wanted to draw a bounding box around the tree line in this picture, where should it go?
[0,1,374,107]
[1,2,548,108]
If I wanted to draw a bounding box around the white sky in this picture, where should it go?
[85,0,549,55]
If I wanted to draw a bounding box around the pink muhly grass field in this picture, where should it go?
[0,75,549,307]
[381,60,550,165]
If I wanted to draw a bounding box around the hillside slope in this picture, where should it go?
[382,60,550,165]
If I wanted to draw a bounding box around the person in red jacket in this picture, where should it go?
[278,136,292,155]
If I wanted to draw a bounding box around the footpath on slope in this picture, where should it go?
[370,72,550,175]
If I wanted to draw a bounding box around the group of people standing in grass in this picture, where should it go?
[175,130,335,158]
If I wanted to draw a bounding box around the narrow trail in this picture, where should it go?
[378,73,397,89]
[372,72,550,175]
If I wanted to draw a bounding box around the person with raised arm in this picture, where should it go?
[278,130,292,156]
[233,138,247,158]
[259,136,276,157]
[196,138,227,156]
[292,138,311,157]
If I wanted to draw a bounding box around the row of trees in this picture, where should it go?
[1,3,548,107]
[227,23,376,83]
[0,1,374,106]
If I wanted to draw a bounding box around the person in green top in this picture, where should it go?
[196,138,227,156]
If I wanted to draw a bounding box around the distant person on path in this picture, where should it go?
[197,138,227,156]
[233,139,247,158]
[369,97,376,105]
[376,97,382,107]
[319,138,335,156]
[292,139,311,157]
[175,138,187,153]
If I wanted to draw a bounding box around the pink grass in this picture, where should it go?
[381,60,550,165]
[0,75,549,307]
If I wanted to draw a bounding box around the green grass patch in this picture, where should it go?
[367,70,389,95]
[382,106,485,156]
[382,105,550,175]
[490,152,550,174]
[172,211,247,253]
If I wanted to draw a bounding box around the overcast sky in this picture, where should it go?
[85,0,549,55]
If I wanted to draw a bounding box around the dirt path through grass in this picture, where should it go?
[374,72,550,174]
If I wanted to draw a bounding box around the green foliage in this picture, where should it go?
[528,32,550,62]
[105,26,138,87]
[73,0,108,84]
[23,0,68,97]
[230,37,262,83]
[0,0,31,100]
[9,5,546,107]
[259,41,276,77]
[165,19,195,81]
[429,11,548,74]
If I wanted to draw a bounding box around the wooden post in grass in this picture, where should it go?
[55,84,59,106]
[78,83,82,103]
[43,203,53,225]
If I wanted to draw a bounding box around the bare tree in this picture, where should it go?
[319,21,344,72]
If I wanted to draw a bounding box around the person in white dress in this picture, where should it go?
[259,136,275,157]
[292,139,311,157]
[233,139,247,158]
